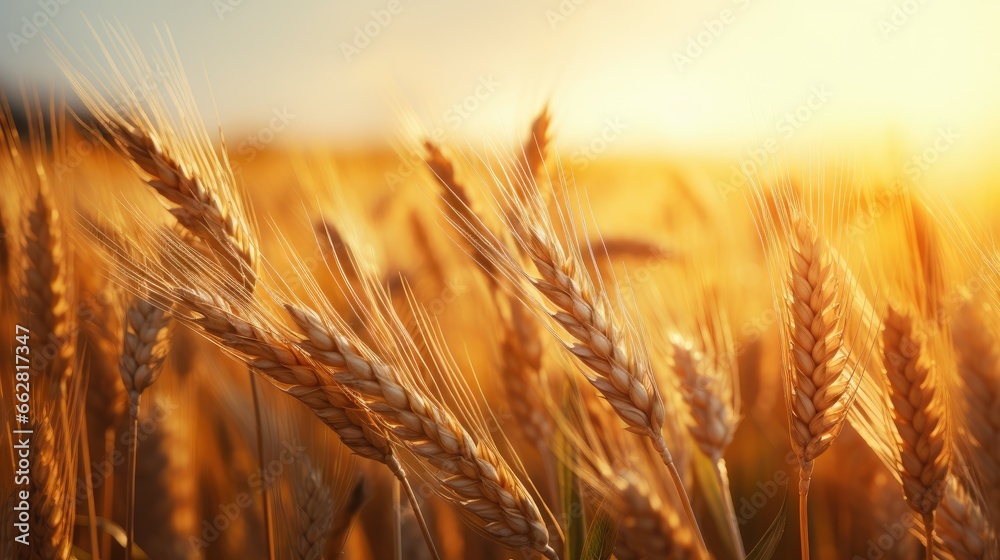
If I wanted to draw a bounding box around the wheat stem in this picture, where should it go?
[799,487,810,560]
[79,414,100,560]
[662,454,709,557]
[393,478,403,560]
[398,472,442,560]
[124,398,139,560]
[249,373,275,560]
[715,459,745,559]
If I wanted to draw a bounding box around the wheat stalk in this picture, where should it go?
[169,287,445,557]
[118,297,173,559]
[285,303,556,558]
[882,305,951,560]
[670,335,743,558]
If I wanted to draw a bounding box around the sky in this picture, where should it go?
[1,0,998,170]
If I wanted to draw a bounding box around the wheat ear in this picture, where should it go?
[882,305,951,560]
[783,212,859,560]
[20,404,75,560]
[24,185,74,397]
[424,143,551,451]
[952,301,1000,514]
[670,336,743,558]
[18,182,79,559]
[0,202,9,290]
[511,218,708,555]
[292,457,335,560]
[612,471,695,560]
[110,123,257,289]
[170,288,441,558]
[284,303,556,559]
[937,477,992,560]
[118,298,173,559]
[574,383,697,560]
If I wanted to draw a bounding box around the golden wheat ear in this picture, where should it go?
[442,148,710,555]
[953,296,1000,521]
[747,170,881,560]
[648,236,744,558]
[422,127,555,508]
[869,190,962,560]
[51,23,259,293]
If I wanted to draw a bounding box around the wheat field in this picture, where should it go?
[0,17,999,560]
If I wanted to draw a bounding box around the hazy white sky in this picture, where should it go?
[2,0,998,163]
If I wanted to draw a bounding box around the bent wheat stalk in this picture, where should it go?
[170,288,442,559]
[285,303,556,559]
[513,221,706,554]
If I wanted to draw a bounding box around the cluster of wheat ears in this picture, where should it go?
[0,29,998,560]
